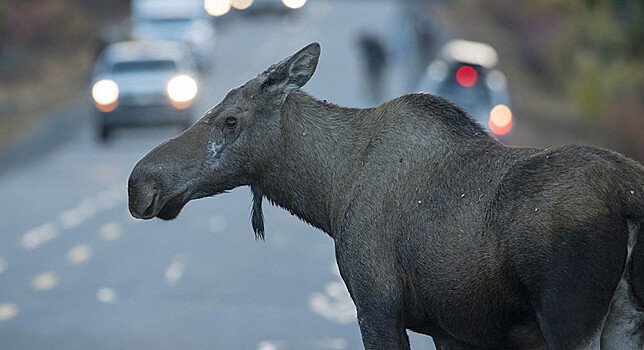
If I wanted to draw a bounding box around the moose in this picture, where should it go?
[128,43,644,349]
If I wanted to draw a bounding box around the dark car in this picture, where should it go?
[417,39,513,140]
[131,0,215,70]
[91,41,199,141]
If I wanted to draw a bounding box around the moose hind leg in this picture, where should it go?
[601,221,644,349]
[601,278,644,349]
[528,228,627,349]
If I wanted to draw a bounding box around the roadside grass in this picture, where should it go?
[0,50,94,152]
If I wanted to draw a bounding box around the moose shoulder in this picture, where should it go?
[128,42,644,349]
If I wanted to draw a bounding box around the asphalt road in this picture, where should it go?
[0,2,436,349]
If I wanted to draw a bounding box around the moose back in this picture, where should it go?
[128,43,644,349]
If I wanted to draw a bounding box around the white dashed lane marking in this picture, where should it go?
[31,272,59,291]
[0,303,19,322]
[4,183,140,323]
[22,222,58,250]
[257,341,279,350]
[308,262,357,325]
[165,255,186,285]
[257,338,348,350]
[96,288,118,304]
[66,244,93,265]
[99,221,123,241]
[20,185,125,251]
[309,281,357,325]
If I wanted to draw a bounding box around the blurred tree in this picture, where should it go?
[483,0,644,160]
[0,0,129,148]
[0,0,130,80]
[0,1,4,44]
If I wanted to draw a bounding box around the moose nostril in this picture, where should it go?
[141,189,159,219]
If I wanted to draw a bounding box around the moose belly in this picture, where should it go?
[403,286,542,348]
[399,249,542,348]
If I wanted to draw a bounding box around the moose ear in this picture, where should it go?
[261,42,320,100]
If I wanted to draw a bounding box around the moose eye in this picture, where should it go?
[225,117,237,129]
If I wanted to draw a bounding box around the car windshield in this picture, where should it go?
[111,60,177,74]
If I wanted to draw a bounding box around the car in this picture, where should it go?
[131,0,216,70]
[417,39,513,140]
[204,0,307,17]
[91,40,199,142]
[132,0,206,20]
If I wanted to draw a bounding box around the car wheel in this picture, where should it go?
[98,126,111,143]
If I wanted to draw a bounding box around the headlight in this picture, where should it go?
[205,0,231,16]
[232,0,253,10]
[92,79,119,112]
[488,104,513,136]
[167,75,198,109]
[282,0,307,9]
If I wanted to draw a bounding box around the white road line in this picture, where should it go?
[22,223,58,250]
[309,264,357,324]
[0,303,19,322]
[99,221,123,241]
[165,256,186,285]
[96,288,118,304]
[257,338,348,350]
[22,185,126,250]
[257,341,279,350]
[66,244,93,265]
[31,271,59,291]
[58,197,98,230]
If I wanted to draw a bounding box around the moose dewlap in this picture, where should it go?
[129,42,644,349]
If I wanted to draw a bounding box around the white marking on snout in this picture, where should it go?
[209,140,224,157]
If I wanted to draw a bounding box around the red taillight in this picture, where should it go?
[488,104,513,136]
[455,66,478,87]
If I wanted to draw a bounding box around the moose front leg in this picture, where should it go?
[335,241,410,350]
[355,297,410,350]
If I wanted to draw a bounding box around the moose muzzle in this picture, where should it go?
[128,124,210,220]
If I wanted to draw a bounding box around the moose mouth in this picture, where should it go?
[133,188,191,221]
[156,191,190,220]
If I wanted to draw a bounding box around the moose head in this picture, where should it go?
[128,43,321,238]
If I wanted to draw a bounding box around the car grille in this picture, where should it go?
[119,93,168,107]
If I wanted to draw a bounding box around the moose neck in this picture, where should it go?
[256,91,363,236]
[254,91,501,237]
